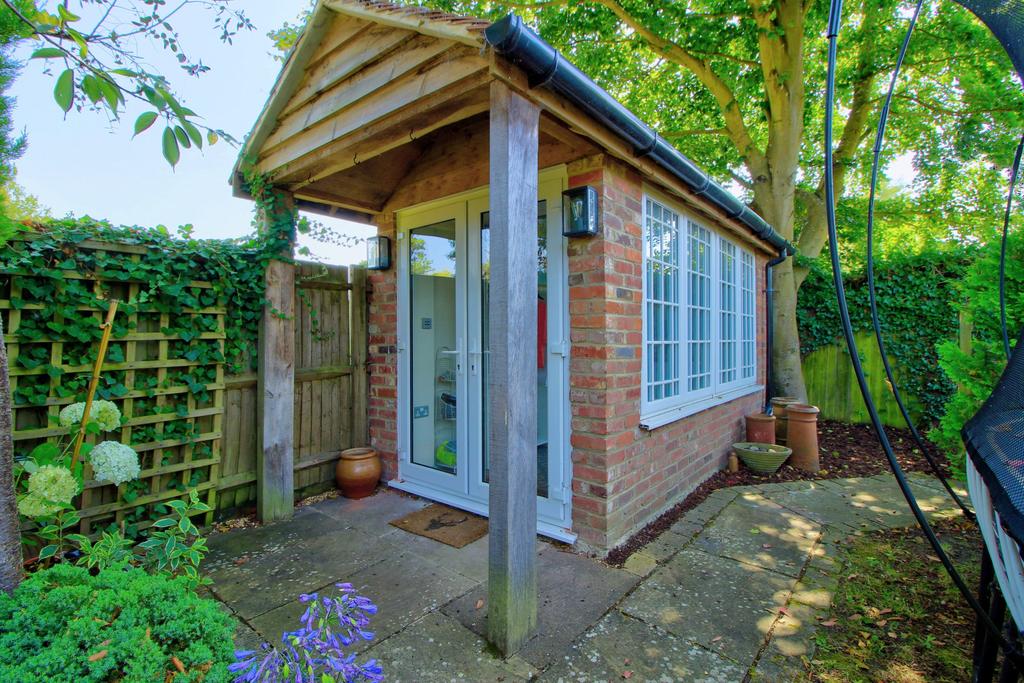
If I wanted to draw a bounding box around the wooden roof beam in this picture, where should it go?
[273,77,491,189]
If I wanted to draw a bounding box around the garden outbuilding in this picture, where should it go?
[233,0,791,653]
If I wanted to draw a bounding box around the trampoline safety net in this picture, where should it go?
[953,0,1024,84]
[964,328,1024,548]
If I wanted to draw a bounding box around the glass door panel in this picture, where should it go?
[477,202,550,498]
[408,219,461,475]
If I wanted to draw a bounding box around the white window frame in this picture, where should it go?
[641,189,761,430]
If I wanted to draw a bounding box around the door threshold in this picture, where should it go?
[388,478,577,544]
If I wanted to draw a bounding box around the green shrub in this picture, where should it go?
[929,229,1024,473]
[0,564,234,682]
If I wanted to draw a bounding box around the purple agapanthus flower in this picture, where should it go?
[231,585,383,682]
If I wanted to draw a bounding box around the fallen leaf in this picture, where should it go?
[88,650,108,663]
[475,599,484,610]
[622,671,633,679]
[171,656,185,674]
[761,544,773,549]
[878,608,893,615]
[624,659,631,665]
[820,619,838,627]
[234,556,250,566]
[711,635,723,642]
[99,639,111,647]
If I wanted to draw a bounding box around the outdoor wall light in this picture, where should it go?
[562,186,600,237]
[366,235,391,271]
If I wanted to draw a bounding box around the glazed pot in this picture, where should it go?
[786,403,821,473]
[745,413,776,445]
[770,397,800,445]
[336,447,381,499]
[733,442,792,474]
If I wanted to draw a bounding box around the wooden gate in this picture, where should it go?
[217,262,368,510]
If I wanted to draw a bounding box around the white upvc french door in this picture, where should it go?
[393,168,573,541]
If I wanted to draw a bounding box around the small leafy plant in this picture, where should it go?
[231,583,383,683]
[136,489,212,586]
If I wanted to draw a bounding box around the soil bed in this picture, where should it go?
[606,419,951,565]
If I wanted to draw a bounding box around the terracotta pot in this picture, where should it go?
[336,447,381,499]
[745,413,776,445]
[786,403,821,473]
[770,396,800,445]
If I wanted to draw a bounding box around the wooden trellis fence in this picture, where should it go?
[1,239,225,534]
[1,237,369,533]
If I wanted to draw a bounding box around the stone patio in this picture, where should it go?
[205,473,965,682]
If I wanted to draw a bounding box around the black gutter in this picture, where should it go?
[763,249,789,414]
[485,14,796,256]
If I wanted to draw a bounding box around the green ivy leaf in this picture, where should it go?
[133,112,158,137]
[161,126,180,168]
[53,69,74,114]
[174,125,191,150]
[30,47,65,59]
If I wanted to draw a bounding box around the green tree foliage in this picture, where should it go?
[929,229,1024,472]
[0,563,234,681]
[2,0,254,167]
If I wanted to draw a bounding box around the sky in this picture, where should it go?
[7,1,375,265]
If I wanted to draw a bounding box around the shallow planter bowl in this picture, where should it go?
[733,442,792,474]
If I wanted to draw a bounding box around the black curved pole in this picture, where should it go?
[1000,135,1023,362]
[824,0,1022,665]
[863,0,975,520]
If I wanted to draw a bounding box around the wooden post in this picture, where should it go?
[350,266,369,446]
[487,80,540,656]
[257,190,297,523]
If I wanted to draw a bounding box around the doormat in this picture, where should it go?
[389,503,488,548]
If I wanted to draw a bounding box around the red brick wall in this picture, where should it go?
[367,212,399,481]
[365,153,773,556]
[566,154,772,554]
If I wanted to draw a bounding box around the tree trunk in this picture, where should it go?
[772,259,808,401]
[0,317,21,594]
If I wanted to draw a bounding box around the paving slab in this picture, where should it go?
[251,550,479,655]
[442,544,640,670]
[364,612,536,683]
[313,489,430,537]
[206,511,389,619]
[539,611,747,683]
[620,547,795,663]
[694,494,821,577]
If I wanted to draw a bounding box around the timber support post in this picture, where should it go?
[257,189,297,523]
[486,79,540,656]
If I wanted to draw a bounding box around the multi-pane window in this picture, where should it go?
[644,198,681,404]
[719,238,738,384]
[642,194,758,424]
[741,251,756,380]
[687,221,713,393]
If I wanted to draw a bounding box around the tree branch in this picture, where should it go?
[593,0,768,178]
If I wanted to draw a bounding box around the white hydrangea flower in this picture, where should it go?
[17,493,61,518]
[90,441,141,486]
[58,400,122,432]
[58,402,85,428]
[26,465,79,506]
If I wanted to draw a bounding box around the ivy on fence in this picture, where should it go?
[0,218,276,536]
[797,248,972,425]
